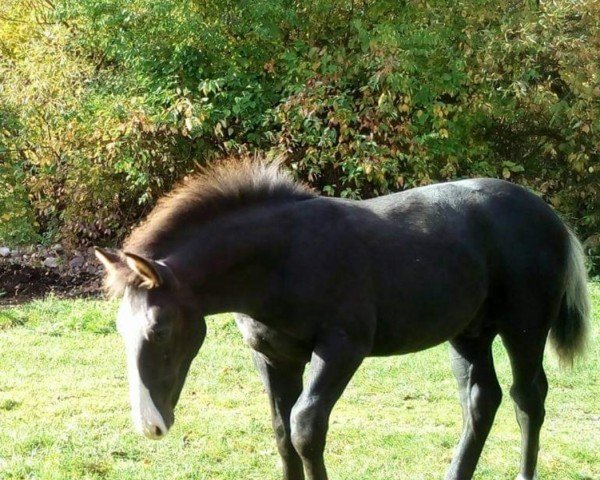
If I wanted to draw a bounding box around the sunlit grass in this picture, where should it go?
[0,285,598,479]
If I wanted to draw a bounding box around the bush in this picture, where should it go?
[0,1,598,273]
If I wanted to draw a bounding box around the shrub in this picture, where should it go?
[0,0,598,274]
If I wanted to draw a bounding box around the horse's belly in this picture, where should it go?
[370,314,474,356]
[370,286,487,356]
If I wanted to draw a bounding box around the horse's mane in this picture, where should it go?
[102,156,315,297]
[125,155,315,257]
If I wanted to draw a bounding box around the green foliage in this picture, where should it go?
[0,0,598,269]
[0,161,40,245]
[0,98,40,245]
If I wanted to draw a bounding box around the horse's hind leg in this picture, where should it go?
[445,332,502,480]
[501,329,548,480]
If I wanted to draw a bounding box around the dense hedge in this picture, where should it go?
[1,0,598,269]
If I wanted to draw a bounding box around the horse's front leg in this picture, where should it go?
[252,351,305,480]
[290,328,369,480]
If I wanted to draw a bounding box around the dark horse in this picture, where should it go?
[95,160,590,480]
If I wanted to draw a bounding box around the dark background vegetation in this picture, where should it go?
[1,0,598,272]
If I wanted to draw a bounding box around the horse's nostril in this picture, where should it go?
[154,425,163,437]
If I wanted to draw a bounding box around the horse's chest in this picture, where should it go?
[234,313,310,363]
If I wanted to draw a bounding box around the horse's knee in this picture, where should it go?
[290,404,327,459]
[470,381,502,427]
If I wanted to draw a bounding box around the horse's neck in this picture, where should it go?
[167,205,293,315]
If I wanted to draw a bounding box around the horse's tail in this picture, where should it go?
[549,228,591,367]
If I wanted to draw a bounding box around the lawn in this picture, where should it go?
[0,285,598,480]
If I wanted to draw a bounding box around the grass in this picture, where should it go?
[0,286,598,480]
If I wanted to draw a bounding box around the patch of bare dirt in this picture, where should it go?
[0,245,102,306]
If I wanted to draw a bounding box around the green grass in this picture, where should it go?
[0,286,598,480]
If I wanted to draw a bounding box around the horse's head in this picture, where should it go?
[95,248,206,439]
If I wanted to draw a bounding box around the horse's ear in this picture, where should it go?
[94,247,124,273]
[123,252,163,289]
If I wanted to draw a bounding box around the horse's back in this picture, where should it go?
[361,178,568,280]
